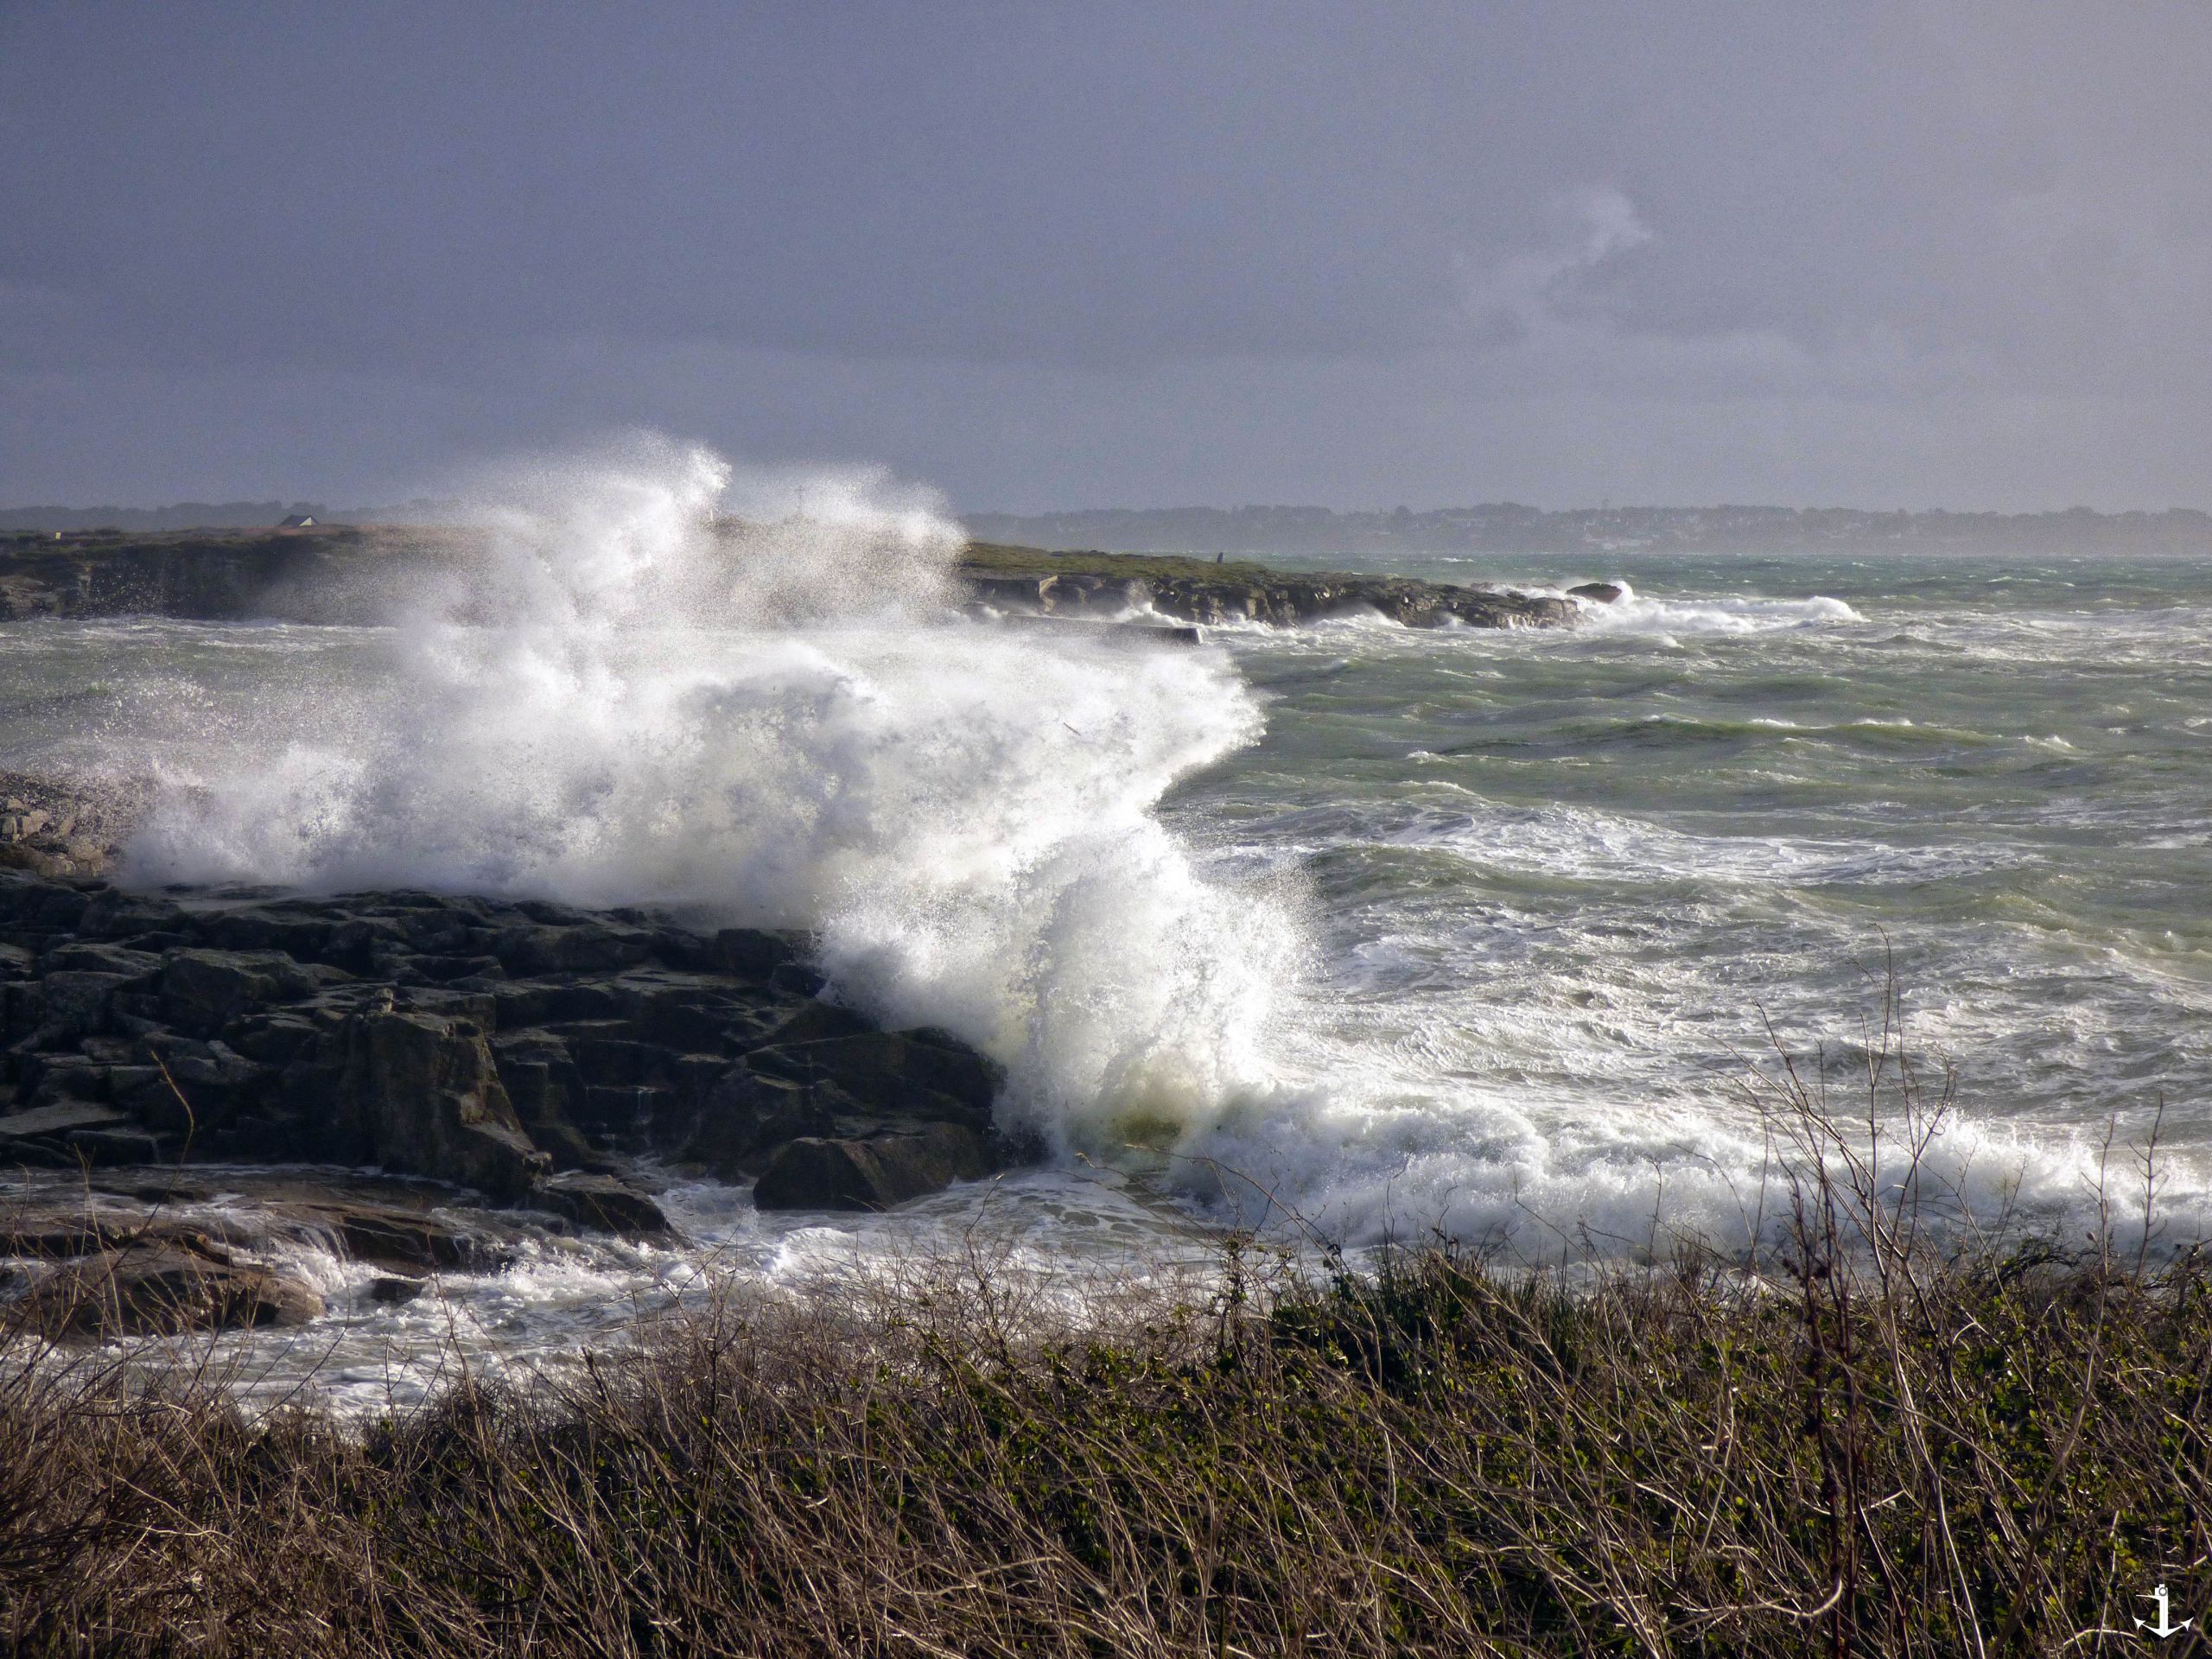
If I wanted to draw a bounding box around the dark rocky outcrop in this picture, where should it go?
[336,1009,548,1200]
[0,859,1016,1236]
[0,528,1578,636]
[963,567,1573,631]
[0,527,463,626]
[753,1124,997,1212]
[1567,581,1624,604]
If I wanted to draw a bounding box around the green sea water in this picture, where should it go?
[2,538,2207,1407]
[1167,549,2212,1246]
[1,545,2206,1261]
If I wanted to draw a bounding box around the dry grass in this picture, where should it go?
[3,1035,2209,1656]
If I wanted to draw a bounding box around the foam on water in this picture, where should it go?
[1572,577,1866,637]
[121,442,1294,1154]
[16,451,2202,1287]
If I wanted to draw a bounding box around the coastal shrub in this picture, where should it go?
[4,1188,2211,1656]
[2,1015,2202,1656]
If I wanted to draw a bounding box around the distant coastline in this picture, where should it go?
[0,528,1577,632]
[964,501,2212,557]
[7,499,2210,555]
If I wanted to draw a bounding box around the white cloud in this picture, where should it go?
[1459,187,1654,342]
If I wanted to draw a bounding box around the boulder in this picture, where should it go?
[626,981,781,1052]
[73,888,188,940]
[1567,582,1624,604]
[752,1124,997,1211]
[0,1098,128,1141]
[531,1172,674,1238]
[35,969,142,1034]
[681,1069,825,1179]
[314,1204,495,1274]
[0,1098,131,1164]
[742,1028,1002,1129]
[194,906,340,957]
[487,1033,602,1171]
[490,922,657,976]
[339,1010,549,1198]
[39,942,162,979]
[160,949,326,1033]
[16,1242,324,1338]
[0,876,87,932]
[711,927,805,978]
[760,1001,874,1047]
[797,1029,1001,1116]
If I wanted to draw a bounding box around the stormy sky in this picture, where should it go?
[3,2,2208,512]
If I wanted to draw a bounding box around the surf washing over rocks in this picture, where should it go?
[12,439,2204,1268]
[118,442,1298,1166]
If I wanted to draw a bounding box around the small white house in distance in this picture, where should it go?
[278,514,316,528]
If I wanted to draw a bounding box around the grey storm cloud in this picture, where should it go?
[2,0,2208,510]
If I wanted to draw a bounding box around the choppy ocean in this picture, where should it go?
[4,462,2205,1405]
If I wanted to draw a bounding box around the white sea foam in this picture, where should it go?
[122,440,1295,1154]
[1573,577,1865,636]
[1247,798,2009,888]
[59,449,2204,1281]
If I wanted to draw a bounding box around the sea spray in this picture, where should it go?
[122,440,1298,1153]
[52,498,2210,1261]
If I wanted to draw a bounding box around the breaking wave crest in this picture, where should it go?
[1573,577,1864,636]
[82,449,2202,1259]
[122,440,1296,1153]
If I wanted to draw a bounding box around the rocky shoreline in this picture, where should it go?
[0,855,1017,1339]
[0,529,1579,1344]
[0,526,1585,632]
[961,559,1576,630]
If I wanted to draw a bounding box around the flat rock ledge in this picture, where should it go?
[0,870,1018,1334]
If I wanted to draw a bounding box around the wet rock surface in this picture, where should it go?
[965,566,1573,630]
[0,770,142,880]
[0,862,1019,1334]
[14,1236,325,1338]
[753,1124,998,1212]
[0,1174,530,1337]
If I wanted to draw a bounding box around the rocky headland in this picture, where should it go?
[957,543,1576,630]
[0,526,1581,632]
